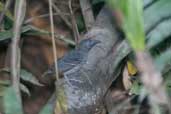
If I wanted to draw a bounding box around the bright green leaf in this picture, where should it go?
[107,0,145,51]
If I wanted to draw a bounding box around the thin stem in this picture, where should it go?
[48,0,59,81]
[24,13,70,24]
[52,3,72,30]
[69,0,80,44]
[11,0,26,106]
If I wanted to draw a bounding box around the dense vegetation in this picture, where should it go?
[0,0,171,114]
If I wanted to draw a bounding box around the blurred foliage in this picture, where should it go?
[130,49,171,96]
[40,105,53,114]
[0,1,14,30]
[107,0,145,51]
[76,15,85,32]
[0,0,171,114]
[39,101,54,114]
[0,1,13,20]
[3,87,23,114]
[55,81,68,114]
[0,68,43,97]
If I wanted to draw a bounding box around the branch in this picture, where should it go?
[79,0,95,31]
[69,0,80,44]
[11,0,26,104]
[52,4,72,30]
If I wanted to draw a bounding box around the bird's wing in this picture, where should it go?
[58,50,85,72]
[43,49,85,77]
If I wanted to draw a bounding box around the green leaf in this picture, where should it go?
[144,0,171,32]
[4,16,14,30]
[39,94,55,114]
[0,30,13,41]
[154,49,171,72]
[0,68,43,86]
[143,0,155,7]
[20,69,43,86]
[19,83,30,96]
[147,20,171,49]
[76,15,85,32]
[107,0,145,50]
[3,87,23,114]
[130,84,140,95]
[130,80,142,95]
[39,104,53,114]
[25,26,76,46]
[0,24,76,46]
[0,85,8,97]
[0,80,10,86]
[165,72,171,86]
[0,25,34,41]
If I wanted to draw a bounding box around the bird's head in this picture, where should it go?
[78,39,100,50]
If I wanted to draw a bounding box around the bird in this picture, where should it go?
[42,38,100,78]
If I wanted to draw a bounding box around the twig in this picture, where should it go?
[11,0,26,105]
[48,0,59,80]
[52,3,72,30]
[48,2,62,112]
[24,12,70,24]
[54,35,76,46]
[79,0,95,31]
[23,25,76,46]
[69,0,80,44]
[0,0,12,26]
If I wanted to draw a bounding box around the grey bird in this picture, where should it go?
[43,38,100,78]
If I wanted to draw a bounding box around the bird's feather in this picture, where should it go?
[43,38,100,77]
